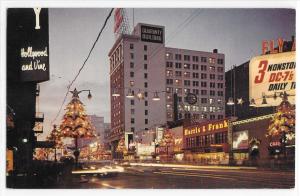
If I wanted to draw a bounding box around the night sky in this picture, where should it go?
[38,8,295,140]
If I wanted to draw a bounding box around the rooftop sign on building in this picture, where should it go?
[141,25,164,44]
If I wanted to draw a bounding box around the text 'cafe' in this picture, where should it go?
[183,119,230,165]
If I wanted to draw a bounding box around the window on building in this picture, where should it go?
[210,115,215,120]
[131,118,135,124]
[145,119,148,124]
[144,55,147,60]
[210,90,216,96]
[218,115,223,119]
[144,64,148,70]
[201,57,207,62]
[192,89,199,95]
[217,58,224,64]
[192,64,199,70]
[217,67,224,72]
[144,82,148,88]
[192,81,199,87]
[131,100,135,105]
[218,75,224,80]
[166,79,173,85]
[184,80,190,86]
[145,110,148,115]
[175,54,182,60]
[130,72,134,77]
[209,98,214,104]
[130,62,134,68]
[201,73,207,79]
[184,63,190,69]
[145,100,148,106]
[175,62,182,69]
[175,71,182,77]
[144,73,148,79]
[131,109,135,115]
[201,82,207,87]
[131,127,135,132]
[166,52,173,60]
[192,56,199,62]
[210,74,215,80]
[144,91,148,97]
[177,96,182,102]
[130,53,134,59]
[184,55,190,61]
[192,72,199,78]
[166,62,173,68]
[175,79,182,85]
[184,72,190,78]
[209,58,216,64]
[217,83,223,88]
[130,43,134,49]
[210,82,215,88]
[130,81,134,86]
[201,98,207,104]
[201,90,207,95]
[201,65,207,71]
[166,70,173,77]
[144,45,147,51]
[217,91,223,96]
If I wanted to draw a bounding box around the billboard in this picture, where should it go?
[233,130,249,150]
[249,51,295,107]
[141,25,164,44]
[7,8,49,82]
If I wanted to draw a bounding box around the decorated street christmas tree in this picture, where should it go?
[267,93,295,137]
[59,88,96,167]
[46,125,64,162]
[116,137,127,154]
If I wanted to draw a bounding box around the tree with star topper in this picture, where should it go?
[59,88,96,167]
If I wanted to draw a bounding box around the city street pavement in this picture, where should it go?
[58,165,295,189]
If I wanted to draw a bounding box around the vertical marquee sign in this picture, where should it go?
[7,8,50,82]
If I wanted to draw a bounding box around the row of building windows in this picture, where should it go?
[166,53,224,65]
[166,62,224,72]
[131,118,149,125]
[167,112,224,120]
[185,132,227,148]
[165,76,223,84]
[129,43,148,51]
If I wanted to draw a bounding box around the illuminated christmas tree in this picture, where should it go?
[59,88,96,166]
[46,125,64,162]
[267,94,295,137]
[116,137,127,154]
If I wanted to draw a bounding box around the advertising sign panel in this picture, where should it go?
[141,25,164,44]
[137,143,155,156]
[233,130,249,150]
[7,8,49,82]
[249,51,295,107]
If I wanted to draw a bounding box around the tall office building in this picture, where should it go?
[108,23,225,153]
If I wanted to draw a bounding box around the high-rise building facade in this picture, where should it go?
[108,23,225,153]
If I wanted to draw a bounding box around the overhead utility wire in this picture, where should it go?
[51,8,114,125]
